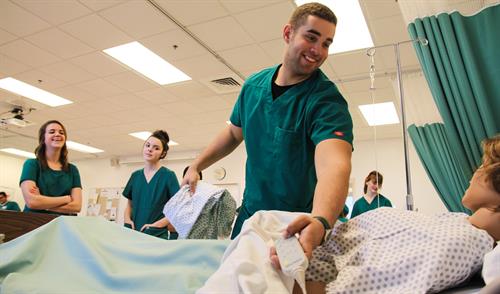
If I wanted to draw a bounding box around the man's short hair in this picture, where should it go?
[289,2,337,29]
[0,191,6,197]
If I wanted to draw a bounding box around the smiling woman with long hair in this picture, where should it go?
[123,130,180,239]
[19,120,82,215]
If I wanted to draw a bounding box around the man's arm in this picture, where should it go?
[182,124,243,192]
[274,138,352,263]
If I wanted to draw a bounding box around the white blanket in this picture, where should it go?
[198,210,308,294]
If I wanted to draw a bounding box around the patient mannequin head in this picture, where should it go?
[463,136,500,241]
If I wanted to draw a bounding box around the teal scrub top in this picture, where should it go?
[19,159,82,214]
[0,201,21,211]
[350,194,392,218]
[123,167,180,232]
[230,65,353,229]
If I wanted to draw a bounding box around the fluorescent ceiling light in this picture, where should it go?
[129,132,178,146]
[295,0,374,54]
[66,141,104,153]
[103,41,191,85]
[358,102,400,126]
[0,148,36,158]
[0,77,73,107]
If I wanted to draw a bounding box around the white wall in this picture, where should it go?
[1,137,448,217]
[351,137,447,214]
[0,153,26,208]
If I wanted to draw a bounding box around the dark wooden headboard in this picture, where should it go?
[0,210,59,243]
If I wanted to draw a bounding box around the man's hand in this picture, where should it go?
[181,166,201,194]
[270,215,325,270]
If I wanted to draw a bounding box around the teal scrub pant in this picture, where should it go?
[231,205,252,239]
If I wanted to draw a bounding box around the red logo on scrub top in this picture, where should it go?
[334,131,344,136]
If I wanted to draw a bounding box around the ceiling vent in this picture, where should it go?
[202,75,244,94]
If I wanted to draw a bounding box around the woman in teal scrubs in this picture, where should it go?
[20,120,82,215]
[123,130,180,239]
[350,171,392,218]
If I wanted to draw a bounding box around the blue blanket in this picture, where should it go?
[0,216,229,293]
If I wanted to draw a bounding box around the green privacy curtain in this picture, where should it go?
[407,5,500,211]
[408,124,470,213]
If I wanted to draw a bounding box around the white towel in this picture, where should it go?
[197,210,308,294]
[483,245,500,285]
[163,182,225,239]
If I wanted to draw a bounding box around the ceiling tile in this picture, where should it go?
[76,78,126,97]
[0,28,17,45]
[0,39,60,67]
[25,28,94,60]
[13,69,67,90]
[370,14,410,46]
[78,0,125,12]
[173,54,232,80]
[135,87,182,105]
[60,13,133,50]
[100,1,176,39]
[260,38,284,64]
[140,29,207,62]
[105,93,149,110]
[40,61,96,84]
[15,0,91,25]
[156,0,228,26]
[0,53,31,76]
[360,0,402,20]
[220,0,287,14]
[219,44,273,73]
[188,16,254,51]
[104,71,157,92]
[51,85,96,103]
[70,51,127,77]
[0,0,50,36]
[159,100,205,116]
[164,80,215,99]
[234,1,294,42]
[328,50,373,78]
[187,95,233,112]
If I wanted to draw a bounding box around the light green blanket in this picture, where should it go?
[0,216,229,293]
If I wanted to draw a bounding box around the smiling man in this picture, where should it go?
[184,2,353,257]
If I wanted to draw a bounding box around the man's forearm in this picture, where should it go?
[312,139,352,226]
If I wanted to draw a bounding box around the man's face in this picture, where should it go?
[283,15,335,78]
[0,194,6,204]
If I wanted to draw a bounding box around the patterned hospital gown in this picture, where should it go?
[306,208,493,294]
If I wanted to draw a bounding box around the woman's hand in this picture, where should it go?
[30,186,41,196]
[124,220,135,230]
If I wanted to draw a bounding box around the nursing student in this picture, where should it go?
[350,170,392,218]
[20,120,82,215]
[123,130,180,240]
[184,2,353,256]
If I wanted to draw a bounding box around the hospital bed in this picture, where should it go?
[0,214,488,293]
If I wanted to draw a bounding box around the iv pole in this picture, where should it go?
[365,37,428,210]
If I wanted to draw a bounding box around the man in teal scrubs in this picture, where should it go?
[183,2,352,257]
[0,192,21,212]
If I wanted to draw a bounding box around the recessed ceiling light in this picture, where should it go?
[66,141,104,153]
[0,77,73,107]
[294,0,374,54]
[358,102,400,126]
[103,41,191,85]
[0,148,36,158]
[129,132,178,146]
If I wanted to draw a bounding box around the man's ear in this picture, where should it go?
[283,24,293,43]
